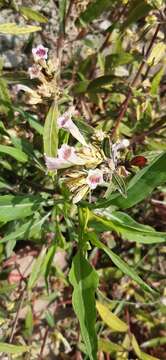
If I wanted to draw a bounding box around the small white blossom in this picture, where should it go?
[13,84,34,94]
[86,169,104,189]
[28,64,41,79]
[112,138,130,166]
[32,45,48,61]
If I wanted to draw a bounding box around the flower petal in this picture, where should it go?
[32,45,48,61]
[45,155,71,170]
[86,169,104,189]
[72,185,89,204]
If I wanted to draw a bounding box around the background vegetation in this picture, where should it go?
[0,0,166,359]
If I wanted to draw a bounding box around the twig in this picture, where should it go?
[9,287,26,343]
[39,326,49,360]
[111,23,160,139]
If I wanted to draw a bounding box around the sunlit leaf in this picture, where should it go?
[0,23,41,34]
[132,334,159,360]
[0,145,28,163]
[88,210,166,244]
[96,301,128,332]
[0,343,29,354]
[20,7,48,23]
[98,338,124,354]
[43,102,59,157]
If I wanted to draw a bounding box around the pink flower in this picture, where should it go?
[45,145,85,171]
[28,64,41,79]
[32,45,48,61]
[57,107,88,147]
[86,169,104,189]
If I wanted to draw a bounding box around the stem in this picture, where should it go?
[39,326,49,359]
[111,23,160,139]
[9,287,26,343]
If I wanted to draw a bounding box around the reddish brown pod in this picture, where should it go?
[130,156,148,168]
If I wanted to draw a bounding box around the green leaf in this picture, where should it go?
[0,214,49,243]
[0,23,41,34]
[20,7,48,23]
[25,305,34,337]
[147,43,166,66]
[69,250,99,360]
[121,0,152,30]
[72,80,89,95]
[89,234,157,295]
[28,247,47,289]
[87,75,116,92]
[0,177,12,190]
[112,171,127,198]
[0,78,12,114]
[43,102,59,157]
[0,145,28,163]
[98,338,124,354]
[90,152,166,209]
[88,210,166,244]
[96,301,128,332]
[141,337,166,349]
[15,107,43,135]
[59,0,68,33]
[105,52,134,73]
[151,67,164,95]
[0,195,43,223]
[0,343,29,354]
[132,334,159,360]
[77,0,117,26]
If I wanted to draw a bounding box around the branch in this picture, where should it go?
[111,23,160,139]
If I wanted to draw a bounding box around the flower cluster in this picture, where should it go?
[45,106,130,203]
[14,45,59,104]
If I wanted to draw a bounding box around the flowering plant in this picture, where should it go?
[0,1,166,359]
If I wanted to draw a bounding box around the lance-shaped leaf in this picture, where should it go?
[96,301,128,332]
[89,234,157,295]
[43,102,59,157]
[0,144,28,163]
[88,210,166,244]
[0,23,41,34]
[0,195,43,223]
[69,250,99,360]
[77,0,117,26]
[0,343,29,354]
[112,171,127,198]
[131,334,159,360]
[20,7,48,23]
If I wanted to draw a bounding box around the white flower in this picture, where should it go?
[57,107,88,147]
[28,64,41,79]
[86,169,104,189]
[13,84,34,94]
[32,45,48,61]
[112,139,130,166]
[45,145,85,171]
